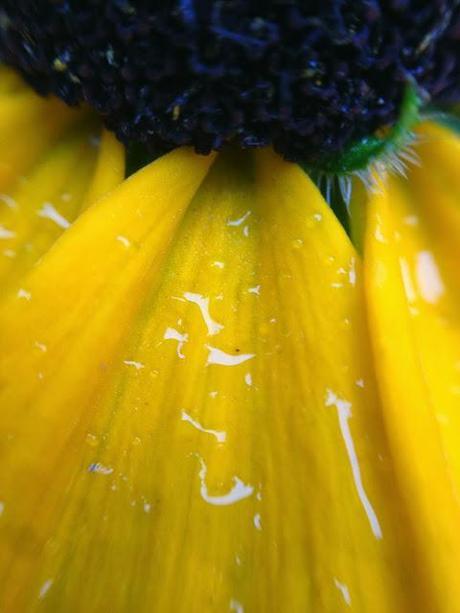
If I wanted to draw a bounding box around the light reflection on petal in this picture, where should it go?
[365,124,460,612]
[0,147,422,611]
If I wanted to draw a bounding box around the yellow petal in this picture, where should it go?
[0,80,80,191]
[0,66,29,94]
[0,120,125,295]
[0,80,97,293]
[0,121,96,291]
[81,129,126,210]
[0,147,421,610]
[409,122,460,292]
[0,75,123,286]
[364,131,460,612]
[0,147,214,610]
[416,122,460,195]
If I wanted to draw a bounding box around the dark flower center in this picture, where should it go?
[0,1,459,166]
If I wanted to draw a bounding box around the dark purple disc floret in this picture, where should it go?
[0,1,459,164]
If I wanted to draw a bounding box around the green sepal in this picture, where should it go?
[303,84,422,175]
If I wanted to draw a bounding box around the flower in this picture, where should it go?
[0,3,460,611]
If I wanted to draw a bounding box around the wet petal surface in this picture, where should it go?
[0,149,418,611]
[0,70,125,296]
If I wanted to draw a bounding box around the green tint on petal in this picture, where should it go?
[364,124,460,613]
[0,148,421,611]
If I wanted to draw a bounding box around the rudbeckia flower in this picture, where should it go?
[0,2,460,611]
